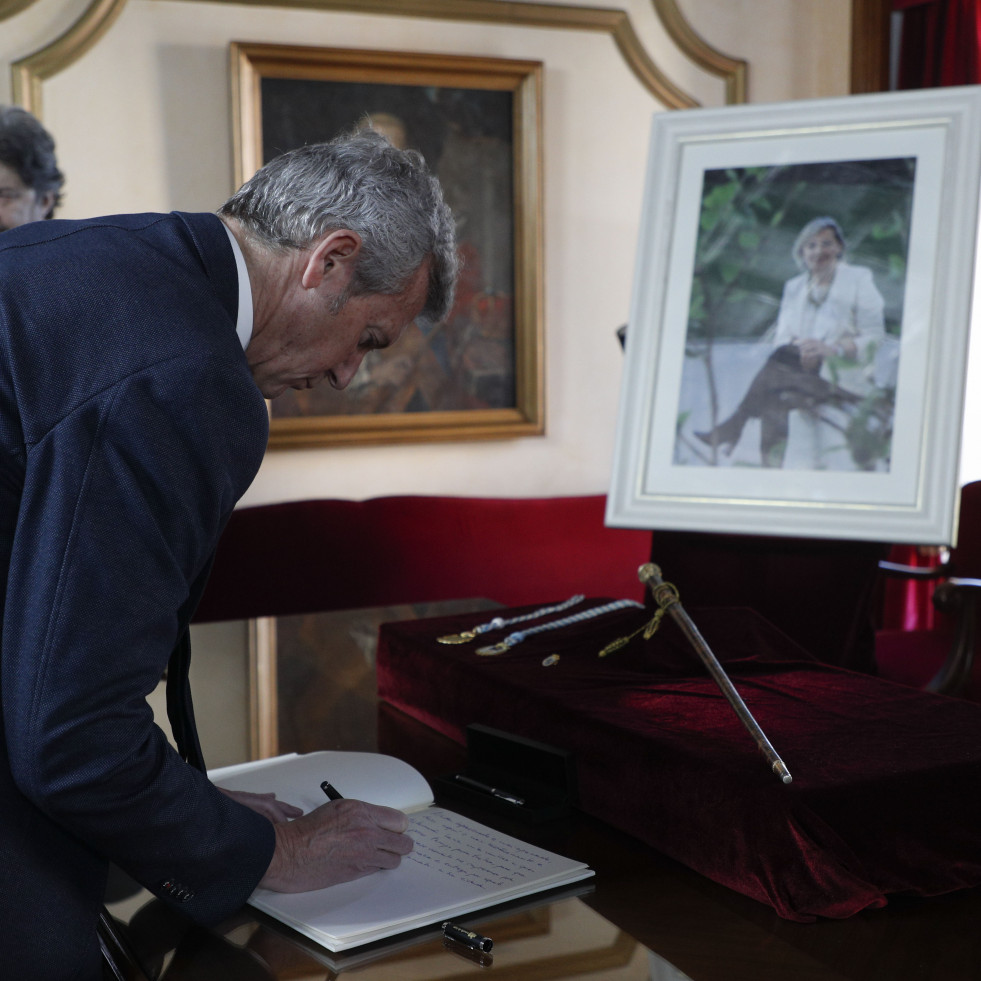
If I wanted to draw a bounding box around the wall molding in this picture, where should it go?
[652,0,745,104]
[0,0,42,24]
[11,0,128,114]
[11,0,747,118]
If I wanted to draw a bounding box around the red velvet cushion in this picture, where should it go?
[648,530,888,672]
[193,496,652,623]
[377,601,981,921]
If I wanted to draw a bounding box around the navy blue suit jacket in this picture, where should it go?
[0,212,274,979]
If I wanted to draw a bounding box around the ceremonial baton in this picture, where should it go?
[638,563,792,785]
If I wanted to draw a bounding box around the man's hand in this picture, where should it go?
[219,788,304,824]
[259,799,412,893]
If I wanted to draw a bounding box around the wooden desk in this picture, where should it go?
[107,602,981,980]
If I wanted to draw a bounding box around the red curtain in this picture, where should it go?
[882,1,981,629]
[894,0,981,89]
[880,546,941,631]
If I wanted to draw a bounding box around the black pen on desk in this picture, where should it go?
[442,920,494,952]
[320,780,343,801]
[453,773,525,806]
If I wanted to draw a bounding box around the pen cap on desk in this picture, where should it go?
[433,724,577,823]
[442,921,494,951]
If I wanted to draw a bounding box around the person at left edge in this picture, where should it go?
[0,128,458,981]
[0,103,64,231]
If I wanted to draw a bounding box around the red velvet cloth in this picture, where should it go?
[648,531,888,672]
[193,496,651,623]
[377,601,981,921]
[880,545,941,631]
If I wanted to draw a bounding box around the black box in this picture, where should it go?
[432,724,577,823]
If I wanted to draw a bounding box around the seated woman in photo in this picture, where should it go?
[696,216,886,469]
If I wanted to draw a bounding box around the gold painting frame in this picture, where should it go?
[231,42,544,448]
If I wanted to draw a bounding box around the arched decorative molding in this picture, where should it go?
[652,0,746,104]
[170,0,705,109]
[10,0,128,116]
[10,0,748,120]
[0,0,42,24]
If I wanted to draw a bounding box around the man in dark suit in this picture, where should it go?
[0,129,458,980]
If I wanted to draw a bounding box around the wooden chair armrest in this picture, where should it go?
[942,576,981,590]
[877,559,951,580]
[925,578,980,696]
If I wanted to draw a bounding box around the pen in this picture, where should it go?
[453,773,525,807]
[442,920,493,952]
[320,780,343,801]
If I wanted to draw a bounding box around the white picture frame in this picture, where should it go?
[607,86,981,545]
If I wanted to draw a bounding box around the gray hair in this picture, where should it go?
[0,105,64,216]
[218,130,458,324]
[792,216,845,270]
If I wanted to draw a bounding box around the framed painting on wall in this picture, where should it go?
[607,86,981,545]
[231,42,544,448]
[246,599,500,760]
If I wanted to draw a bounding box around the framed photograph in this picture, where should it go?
[607,87,981,545]
[231,42,544,448]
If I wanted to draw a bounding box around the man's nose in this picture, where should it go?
[329,351,366,390]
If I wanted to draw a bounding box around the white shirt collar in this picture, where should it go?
[222,222,253,350]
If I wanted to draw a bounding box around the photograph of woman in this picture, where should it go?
[695,216,886,468]
[675,160,912,473]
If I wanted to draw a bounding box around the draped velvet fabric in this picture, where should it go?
[647,532,888,673]
[378,602,981,921]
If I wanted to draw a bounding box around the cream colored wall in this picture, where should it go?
[1,0,852,507]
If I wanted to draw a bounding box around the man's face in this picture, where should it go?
[248,257,431,400]
[0,161,54,232]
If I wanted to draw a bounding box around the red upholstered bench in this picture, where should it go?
[193,495,653,623]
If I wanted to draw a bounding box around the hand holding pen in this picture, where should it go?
[258,779,411,893]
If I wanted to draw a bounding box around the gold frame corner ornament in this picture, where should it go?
[248,617,278,760]
[10,0,128,116]
[0,0,41,24]
[651,0,747,105]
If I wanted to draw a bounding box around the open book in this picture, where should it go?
[210,751,594,952]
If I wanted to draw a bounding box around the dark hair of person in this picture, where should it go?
[0,105,64,217]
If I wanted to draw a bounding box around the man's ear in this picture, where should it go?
[300,229,362,290]
[37,191,57,220]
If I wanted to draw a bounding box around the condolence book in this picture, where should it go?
[210,751,594,951]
